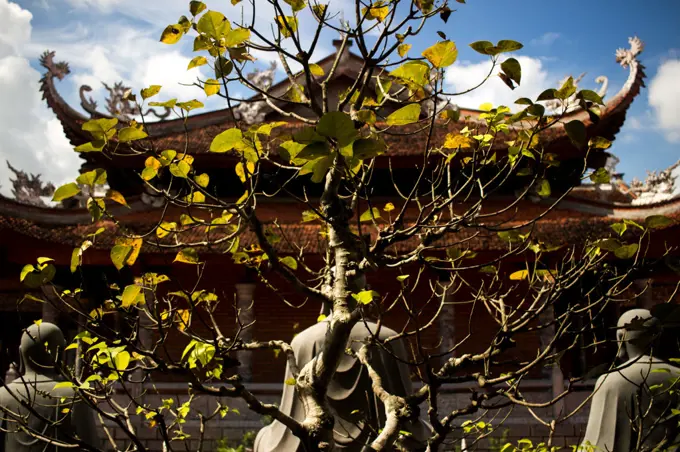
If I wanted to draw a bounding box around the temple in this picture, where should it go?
[1,36,679,449]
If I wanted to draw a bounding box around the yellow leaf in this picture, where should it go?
[106,189,128,207]
[398,43,411,57]
[479,102,493,112]
[443,133,471,149]
[115,237,143,267]
[195,173,210,188]
[160,24,183,44]
[309,64,325,77]
[156,221,177,238]
[174,248,200,264]
[384,202,395,212]
[422,40,458,68]
[509,270,529,280]
[176,309,191,331]
[204,78,220,96]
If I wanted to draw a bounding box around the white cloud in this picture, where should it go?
[0,0,80,198]
[648,59,680,143]
[530,32,561,47]
[445,56,553,111]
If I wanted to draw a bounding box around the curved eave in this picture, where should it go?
[0,194,149,225]
[43,39,646,160]
[555,195,680,220]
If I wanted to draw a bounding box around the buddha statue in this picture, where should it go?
[255,271,430,451]
[0,322,99,451]
[581,309,680,451]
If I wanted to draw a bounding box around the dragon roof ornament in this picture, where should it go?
[40,50,171,122]
[616,36,644,69]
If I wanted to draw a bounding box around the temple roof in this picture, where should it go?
[40,38,646,168]
[1,189,678,259]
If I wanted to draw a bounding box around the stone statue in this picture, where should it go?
[255,266,430,451]
[581,309,680,452]
[254,317,430,451]
[0,322,99,451]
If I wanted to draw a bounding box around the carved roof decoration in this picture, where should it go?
[40,37,646,165]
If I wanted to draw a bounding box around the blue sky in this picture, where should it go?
[0,0,678,196]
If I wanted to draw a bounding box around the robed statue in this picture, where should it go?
[582,309,680,451]
[255,271,430,451]
[0,322,99,451]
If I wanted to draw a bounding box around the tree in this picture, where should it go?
[11,1,679,451]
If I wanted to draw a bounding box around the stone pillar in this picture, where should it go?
[40,285,60,324]
[634,278,654,309]
[235,283,256,382]
[538,302,565,419]
[436,279,456,362]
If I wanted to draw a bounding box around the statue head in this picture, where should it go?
[616,309,661,360]
[19,322,66,377]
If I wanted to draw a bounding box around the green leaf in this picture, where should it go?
[515,97,533,105]
[469,40,493,54]
[645,215,674,229]
[160,24,183,44]
[537,178,551,197]
[118,125,148,142]
[422,40,458,68]
[75,141,105,153]
[577,89,605,105]
[536,89,557,101]
[224,28,251,47]
[189,0,207,16]
[110,245,132,270]
[386,103,421,126]
[354,110,376,126]
[351,290,379,305]
[276,15,298,38]
[279,256,298,270]
[590,168,611,184]
[389,61,430,87]
[121,284,142,308]
[495,40,523,53]
[555,76,576,100]
[284,377,296,386]
[353,138,386,160]
[141,85,161,100]
[174,248,200,264]
[169,160,191,178]
[501,58,521,85]
[188,56,208,70]
[589,136,612,150]
[564,120,586,147]
[52,183,81,202]
[177,100,204,111]
[611,222,627,236]
[149,99,177,108]
[359,207,382,222]
[114,351,130,371]
[211,128,243,153]
[614,243,638,259]
[214,56,234,78]
[76,169,107,186]
[197,10,230,39]
[316,111,357,146]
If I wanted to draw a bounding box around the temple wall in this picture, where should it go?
[95,381,593,451]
